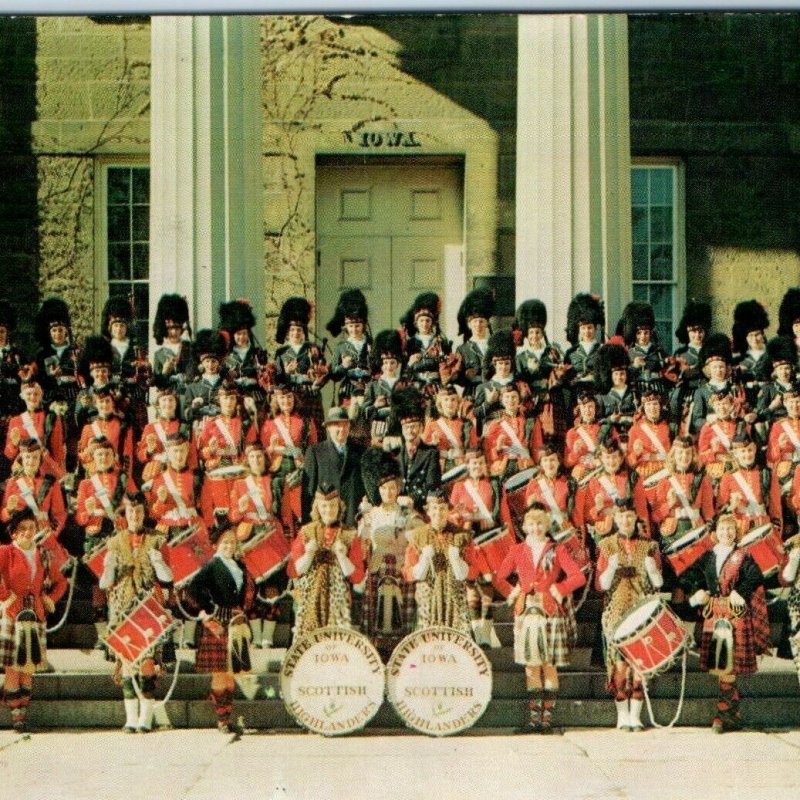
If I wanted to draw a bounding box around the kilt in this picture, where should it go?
[0,618,48,673]
[513,594,577,668]
[362,555,416,642]
[194,616,250,674]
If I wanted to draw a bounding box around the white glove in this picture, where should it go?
[506,585,522,606]
[421,544,435,562]
[294,539,317,576]
[0,592,17,616]
[728,589,746,610]
[98,550,117,590]
[335,543,356,578]
[353,578,366,595]
[644,555,663,589]
[689,588,710,607]
[598,553,619,591]
[783,548,800,583]
[549,584,564,604]
[148,548,174,583]
[447,545,469,582]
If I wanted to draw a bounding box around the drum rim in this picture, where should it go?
[611,594,668,643]
[738,523,774,547]
[663,525,708,553]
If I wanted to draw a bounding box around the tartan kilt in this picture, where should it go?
[194,622,243,674]
[699,602,763,675]
[513,596,576,668]
[362,555,416,640]
[0,619,48,672]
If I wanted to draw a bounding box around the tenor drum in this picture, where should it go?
[280,627,384,736]
[611,596,687,679]
[738,523,784,578]
[104,593,178,667]
[503,466,538,521]
[662,525,713,576]
[239,523,291,583]
[82,539,109,580]
[166,525,213,587]
[472,526,516,575]
[386,627,492,736]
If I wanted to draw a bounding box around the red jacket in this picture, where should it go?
[0,542,68,622]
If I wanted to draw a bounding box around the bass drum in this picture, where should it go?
[386,626,492,736]
[280,626,385,736]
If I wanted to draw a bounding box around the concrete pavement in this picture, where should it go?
[2,727,800,800]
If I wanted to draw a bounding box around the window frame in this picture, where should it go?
[630,158,686,353]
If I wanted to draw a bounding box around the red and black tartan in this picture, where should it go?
[362,555,416,645]
[0,621,47,669]
[194,623,231,673]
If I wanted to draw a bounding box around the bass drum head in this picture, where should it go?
[612,596,662,644]
[280,626,384,736]
[386,626,492,737]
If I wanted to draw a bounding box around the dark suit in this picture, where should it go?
[398,441,442,512]
[188,554,250,613]
[302,437,366,526]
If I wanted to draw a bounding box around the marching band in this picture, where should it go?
[3,285,800,736]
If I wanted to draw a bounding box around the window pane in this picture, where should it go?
[108,243,130,281]
[650,206,672,243]
[131,168,149,205]
[631,168,648,206]
[633,284,648,303]
[655,320,671,348]
[107,205,130,242]
[633,244,649,280]
[132,243,149,280]
[632,207,648,244]
[108,282,130,299]
[107,169,130,205]
[650,284,672,319]
[649,169,672,205]
[651,244,673,281]
[132,206,149,242]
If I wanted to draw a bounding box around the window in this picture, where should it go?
[631,162,684,351]
[100,164,150,350]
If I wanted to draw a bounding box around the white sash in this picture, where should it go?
[599,475,621,503]
[436,418,463,454]
[536,477,565,526]
[90,473,115,518]
[640,421,668,457]
[781,420,800,454]
[214,417,238,454]
[668,474,700,523]
[273,416,296,449]
[245,475,270,521]
[91,420,105,441]
[731,470,765,516]
[576,426,596,453]
[500,419,529,458]
[17,478,47,521]
[162,470,190,519]
[711,422,732,452]
[21,412,43,446]
[464,481,494,523]
[154,421,170,449]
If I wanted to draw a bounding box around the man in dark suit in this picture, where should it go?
[302,406,366,526]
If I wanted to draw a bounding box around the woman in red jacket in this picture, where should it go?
[496,505,586,733]
[0,508,68,732]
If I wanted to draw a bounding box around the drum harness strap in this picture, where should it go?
[464,481,494,525]
[245,476,270,521]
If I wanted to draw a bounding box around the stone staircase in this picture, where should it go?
[3,583,800,732]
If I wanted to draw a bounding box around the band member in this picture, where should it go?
[362,329,407,442]
[197,382,257,526]
[229,442,286,649]
[101,296,137,383]
[564,391,603,482]
[400,292,454,396]
[390,386,442,513]
[766,383,800,530]
[483,383,543,481]
[0,300,29,479]
[188,515,255,735]
[403,489,474,636]
[455,287,495,399]
[595,343,637,439]
[449,448,510,647]
[273,296,329,431]
[779,532,800,679]
[0,509,68,732]
[33,297,82,417]
[152,293,194,391]
[620,301,669,393]
[732,299,771,411]
[358,449,423,656]
[288,482,365,637]
[182,329,227,425]
[97,492,173,733]
[218,299,268,403]
[326,288,372,408]
[778,287,800,371]
[498,505,586,733]
[4,378,66,478]
[77,385,134,480]
[261,381,318,539]
[626,389,672,491]
[669,300,711,434]
[684,513,769,733]
[690,333,735,435]
[716,432,781,536]
[563,292,605,404]
[581,436,649,541]
[302,406,366,528]
[422,384,478,473]
[149,431,204,536]
[755,336,798,427]
[697,388,746,487]
[595,498,664,731]
[75,335,120,431]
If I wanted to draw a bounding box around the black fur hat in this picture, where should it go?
[515,299,547,336]
[483,330,517,380]
[153,294,190,345]
[276,297,312,345]
[595,343,629,393]
[767,335,797,367]
[400,292,441,336]
[326,289,369,338]
[778,288,800,337]
[457,288,495,341]
[698,332,733,367]
[0,299,17,334]
[101,296,133,337]
[675,300,712,345]
[620,301,656,346]
[218,299,256,335]
[370,329,404,373]
[79,335,113,384]
[566,293,604,346]
[732,299,770,356]
[361,446,401,506]
[390,385,426,425]
[34,297,71,348]
[193,328,227,361]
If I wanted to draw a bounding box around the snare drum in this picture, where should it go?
[206,463,248,480]
[82,539,109,580]
[738,523,784,578]
[239,523,291,583]
[504,466,538,521]
[472,527,516,575]
[166,525,213,587]
[662,525,713,576]
[612,595,687,679]
[36,530,74,574]
[104,593,178,667]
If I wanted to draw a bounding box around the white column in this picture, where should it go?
[149,15,264,343]
[515,14,632,344]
